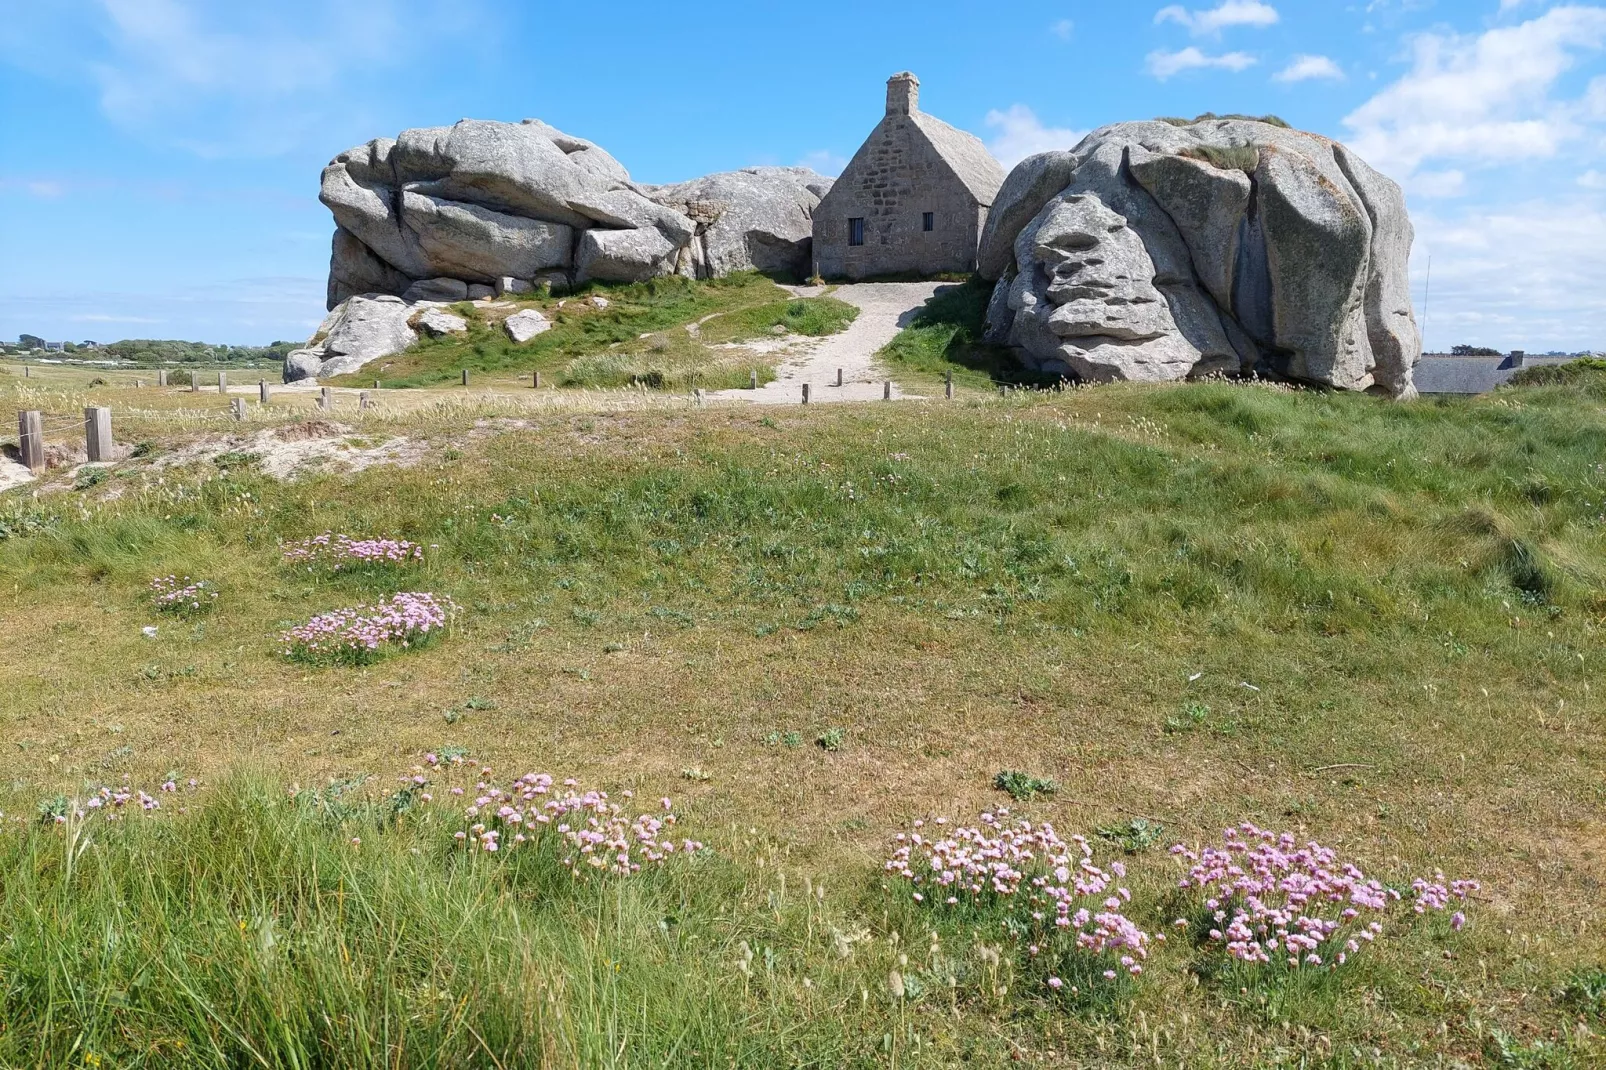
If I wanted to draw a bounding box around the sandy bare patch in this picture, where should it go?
[152,420,427,480]
[0,454,35,492]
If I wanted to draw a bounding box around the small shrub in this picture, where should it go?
[992,770,1058,801]
[816,727,846,752]
[1560,967,1606,1020]
[1097,819,1165,854]
[74,467,110,491]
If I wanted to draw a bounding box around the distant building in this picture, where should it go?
[812,72,1005,280]
[43,341,65,353]
[1415,351,1574,394]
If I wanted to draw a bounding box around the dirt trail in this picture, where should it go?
[705,281,950,405]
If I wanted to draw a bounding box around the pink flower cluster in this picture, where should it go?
[885,810,1153,983]
[149,575,218,614]
[280,592,455,662]
[48,775,201,824]
[406,755,703,877]
[1171,824,1479,968]
[282,532,426,570]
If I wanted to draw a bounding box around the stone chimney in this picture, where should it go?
[886,71,920,116]
[1510,350,1526,367]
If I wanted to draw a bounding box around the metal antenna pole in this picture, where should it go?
[1421,255,1432,354]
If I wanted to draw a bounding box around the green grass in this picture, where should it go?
[331,274,853,391]
[697,295,858,343]
[876,276,1059,391]
[1,372,1605,1064]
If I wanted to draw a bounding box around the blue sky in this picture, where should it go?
[4,0,1606,353]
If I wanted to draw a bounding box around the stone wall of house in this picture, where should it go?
[812,116,985,280]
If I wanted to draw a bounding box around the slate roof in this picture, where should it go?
[1414,355,1574,394]
[910,112,1007,208]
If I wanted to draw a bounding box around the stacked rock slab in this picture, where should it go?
[297,118,833,382]
[977,119,1421,397]
[321,118,833,308]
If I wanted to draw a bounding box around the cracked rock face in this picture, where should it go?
[320,119,831,309]
[979,119,1421,396]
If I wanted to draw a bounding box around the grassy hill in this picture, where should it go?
[0,368,1603,1065]
[329,273,857,391]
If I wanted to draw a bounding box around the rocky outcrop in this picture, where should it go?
[320,119,832,309]
[646,167,833,280]
[286,295,418,382]
[978,119,1421,396]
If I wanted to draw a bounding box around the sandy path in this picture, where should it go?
[706,281,948,405]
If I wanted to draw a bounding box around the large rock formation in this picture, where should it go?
[645,167,831,280]
[978,119,1421,397]
[320,119,832,308]
[297,119,833,382]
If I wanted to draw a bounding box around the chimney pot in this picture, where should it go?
[886,71,920,116]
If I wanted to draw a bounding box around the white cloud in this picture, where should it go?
[72,313,163,323]
[1155,1,1278,36]
[1,0,484,157]
[1342,6,1606,182]
[26,181,65,198]
[1051,18,1075,40]
[1274,54,1345,82]
[797,149,848,177]
[1579,169,1606,188]
[1412,192,1606,351]
[1407,169,1467,198]
[983,105,1086,169]
[1145,47,1257,80]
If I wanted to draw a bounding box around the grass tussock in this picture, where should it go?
[1157,112,1292,129]
[1179,143,1263,174]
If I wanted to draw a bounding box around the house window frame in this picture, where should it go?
[922,211,934,232]
[848,217,865,247]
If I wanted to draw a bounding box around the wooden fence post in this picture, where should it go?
[190,374,199,393]
[230,398,246,421]
[836,368,843,387]
[359,391,370,410]
[945,369,954,399]
[217,371,228,394]
[374,379,380,389]
[259,380,269,404]
[533,371,541,388]
[461,369,469,386]
[158,369,168,387]
[84,407,113,461]
[801,383,810,405]
[18,411,44,471]
[749,369,758,390]
[884,381,892,400]
[320,387,333,411]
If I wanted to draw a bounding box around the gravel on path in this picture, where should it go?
[705,281,952,406]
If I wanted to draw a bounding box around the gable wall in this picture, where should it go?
[812,115,985,280]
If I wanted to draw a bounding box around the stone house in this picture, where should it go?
[812,73,1005,280]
